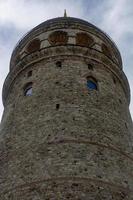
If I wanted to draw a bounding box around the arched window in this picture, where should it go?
[27,70,32,77]
[23,82,33,96]
[48,31,68,45]
[76,32,94,47]
[88,64,93,70]
[26,39,40,53]
[56,61,62,67]
[86,77,97,90]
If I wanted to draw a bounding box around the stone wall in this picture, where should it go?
[0,17,133,199]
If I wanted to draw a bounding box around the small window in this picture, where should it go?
[76,32,94,47]
[27,71,32,77]
[88,64,93,70]
[24,82,33,96]
[113,76,116,84]
[86,77,97,90]
[56,104,60,110]
[125,123,128,129]
[119,99,122,104]
[56,61,62,67]
[48,31,68,45]
[26,39,40,53]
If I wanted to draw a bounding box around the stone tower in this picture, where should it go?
[0,16,133,199]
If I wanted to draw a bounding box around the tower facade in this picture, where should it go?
[0,17,133,199]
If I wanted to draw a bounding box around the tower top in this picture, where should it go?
[64,9,67,17]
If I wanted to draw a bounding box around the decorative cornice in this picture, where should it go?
[9,17,122,70]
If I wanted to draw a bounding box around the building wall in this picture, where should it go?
[0,18,133,199]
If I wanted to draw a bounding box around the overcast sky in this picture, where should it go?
[0,0,133,121]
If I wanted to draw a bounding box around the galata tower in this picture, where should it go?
[0,15,133,199]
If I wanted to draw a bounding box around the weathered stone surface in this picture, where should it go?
[0,17,133,199]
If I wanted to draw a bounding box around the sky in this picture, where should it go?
[0,0,133,121]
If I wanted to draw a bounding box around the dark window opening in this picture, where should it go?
[73,160,77,164]
[23,82,33,96]
[125,123,128,129]
[86,77,97,90]
[56,61,62,68]
[26,39,41,53]
[113,76,116,84]
[27,70,32,77]
[55,81,59,84]
[88,64,93,70]
[56,104,60,110]
[119,99,122,104]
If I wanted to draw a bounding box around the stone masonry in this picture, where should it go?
[0,17,133,199]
